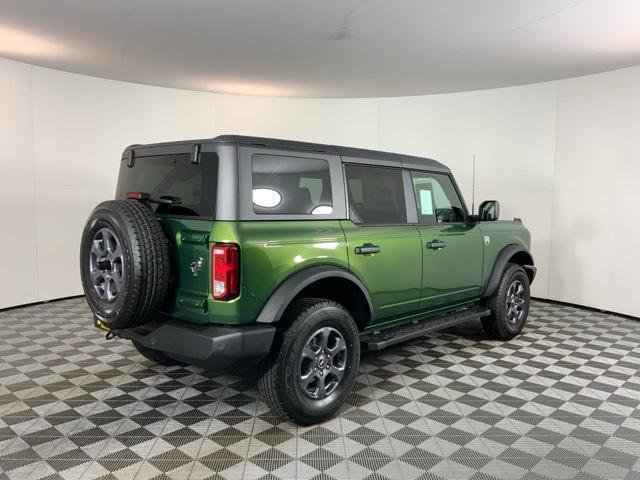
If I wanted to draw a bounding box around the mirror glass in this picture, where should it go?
[479,200,500,221]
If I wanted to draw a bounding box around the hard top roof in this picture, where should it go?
[124,134,449,172]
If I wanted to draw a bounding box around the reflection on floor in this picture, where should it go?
[1,298,639,479]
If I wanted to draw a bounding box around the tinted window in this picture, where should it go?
[411,171,465,224]
[115,153,217,217]
[345,164,406,224]
[252,154,333,215]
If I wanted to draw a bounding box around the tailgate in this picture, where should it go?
[160,218,213,324]
[114,148,219,324]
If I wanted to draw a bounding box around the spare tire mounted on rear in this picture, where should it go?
[80,200,170,330]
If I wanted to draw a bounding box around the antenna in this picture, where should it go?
[471,154,476,213]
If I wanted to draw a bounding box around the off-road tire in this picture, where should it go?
[80,200,170,330]
[133,341,184,366]
[482,263,530,340]
[258,298,360,425]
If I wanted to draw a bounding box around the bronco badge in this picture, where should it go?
[190,257,203,277]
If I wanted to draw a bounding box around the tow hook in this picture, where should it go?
[105,331,117,340]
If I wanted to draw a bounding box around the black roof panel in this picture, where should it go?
[125,134,449,172]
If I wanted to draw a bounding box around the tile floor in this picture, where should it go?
[1,298,639,479]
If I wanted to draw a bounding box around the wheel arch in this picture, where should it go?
[255,265,373,330]
[482,244,536,298]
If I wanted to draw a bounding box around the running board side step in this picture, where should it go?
[362,306,492,351]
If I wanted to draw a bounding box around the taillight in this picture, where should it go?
[126,191,150,200]
[212,243,239,300]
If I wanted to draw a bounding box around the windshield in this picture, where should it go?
[115,152,218,217]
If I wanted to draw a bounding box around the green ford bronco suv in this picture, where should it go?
[80,135,535,425]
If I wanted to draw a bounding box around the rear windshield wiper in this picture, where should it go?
[126,192,182,205]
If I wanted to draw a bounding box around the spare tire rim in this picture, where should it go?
[506,279,526,325]
[89,227,125,302]
[299,326,347,399]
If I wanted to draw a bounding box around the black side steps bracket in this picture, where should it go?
[362,305,491,351]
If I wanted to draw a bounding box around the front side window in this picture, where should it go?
[251,154,333,215]
[411,171,465,224]
[345,164,406,224]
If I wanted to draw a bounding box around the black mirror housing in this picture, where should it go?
[478,200,500,221]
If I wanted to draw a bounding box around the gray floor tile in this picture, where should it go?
[1,298,639,479]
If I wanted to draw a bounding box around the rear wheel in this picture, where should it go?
[258,298,360,425]
[482,263,531,340]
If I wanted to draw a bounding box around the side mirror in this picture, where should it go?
[478,200,500,221]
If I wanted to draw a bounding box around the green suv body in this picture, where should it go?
[81,135,535,424]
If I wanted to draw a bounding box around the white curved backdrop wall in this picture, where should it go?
[1,57,638,317]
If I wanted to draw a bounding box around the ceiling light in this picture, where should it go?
[204,80,297,97]
[0,24,66,58]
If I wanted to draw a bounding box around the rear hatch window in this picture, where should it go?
[115,152,218,217]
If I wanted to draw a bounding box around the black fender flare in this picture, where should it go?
[482,244,536,298]
[255,265,374,324]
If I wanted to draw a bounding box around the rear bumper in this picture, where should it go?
[114,317,276,372]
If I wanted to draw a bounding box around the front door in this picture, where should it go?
[341,164,423,324]
[409,170,484,311]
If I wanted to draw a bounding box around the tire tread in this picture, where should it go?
[80,199,170,329]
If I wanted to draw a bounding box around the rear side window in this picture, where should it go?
[252,154,333,215]
[115,153,217,217]
[345,164,406,224]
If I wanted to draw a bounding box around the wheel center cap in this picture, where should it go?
[317,357,326,368]
[97,259,112,271]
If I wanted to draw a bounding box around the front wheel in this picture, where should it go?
[258,298,360,425]
[482,263,531,340]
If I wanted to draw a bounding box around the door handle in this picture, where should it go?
[426,240,447,250]
[355,244,381,255]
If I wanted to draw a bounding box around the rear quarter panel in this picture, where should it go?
[478,221,532,286]
[208,220,348,325]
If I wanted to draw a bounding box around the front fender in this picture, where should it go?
[482,244,536,298]
[255,265,373,324]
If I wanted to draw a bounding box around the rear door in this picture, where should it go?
[341,163,423,324]
[409,170,483,311]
